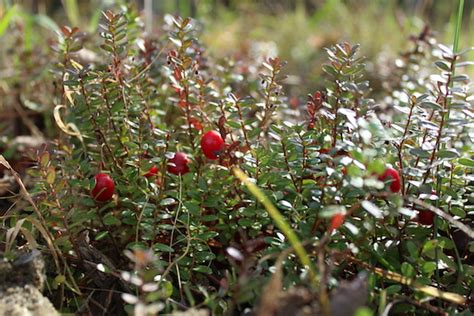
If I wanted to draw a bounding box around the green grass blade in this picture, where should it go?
[233,167,318,284]
[453,0,464,54]
[62,0,80,27]
[0,4,16,37]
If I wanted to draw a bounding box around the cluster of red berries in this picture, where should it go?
[91,130,225,202]
[377,168,434,225]
[330,165,435,231]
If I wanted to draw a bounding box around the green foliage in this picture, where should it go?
[1,4,473,315]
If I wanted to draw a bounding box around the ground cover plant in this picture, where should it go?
[0,2,474,316]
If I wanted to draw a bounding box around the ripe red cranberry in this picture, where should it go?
[341,166,347,175]
[329,213,345,232]
[91,173,115,201]
[379,167,401,193]
[144,165,159,178]
[201,131,225,160]
[167,152,190,175]
[417,210,435,225]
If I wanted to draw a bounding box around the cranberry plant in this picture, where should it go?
[12,6,474,315]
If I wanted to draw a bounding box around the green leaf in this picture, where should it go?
[238,218,253,227]
[40,152,50,168]
[153,243,174,253]
[367,159,385,175]
[406,241,419,260]
[323,64,339,76]
[46,166,56,184]
[434,60,451,72]
[450,207,466,218]
[192,265,212,274]
[421,262,437,275]
[100,44,114,53]
[184,201,200,215]
[196,231,219,240]
[127,242,148,250]
[194,251,216,262]
[385,284,402,295]
[458,158,474,167]
[409,148,430,158]
[422,239,442,256]
[420,101,444,111]
[437,149,460,159]
[160,280,174,298]
[401,262,415,278]
[201,215,218,222]
[103,214,121,226]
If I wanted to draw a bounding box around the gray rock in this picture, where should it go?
[0,250,59,316]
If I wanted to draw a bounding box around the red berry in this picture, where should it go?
[144,165,159,178]
[417,210,435,225]
[378,167,401,193]
[91,173,115,202]
[201,131,225,160]
[329,213,345,232]
[167,152,190,175]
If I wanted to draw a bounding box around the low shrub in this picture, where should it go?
[3,6,473,315]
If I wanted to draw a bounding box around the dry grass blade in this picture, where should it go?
[20,226,39,248]
[0,154,82,295]
[0,155,60,269]
[257,250,284,316]
[53,105,83,140]
[346,255,466,305]
[5,218,26,253]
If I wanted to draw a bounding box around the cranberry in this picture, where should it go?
[379,167,401,193]
[329,213,345,232]
[341,166,347,175]
[144,165,159,178]
[91,173,115,202]
[167,152,190,175]
[417,210,435,225]
[201,131,225,160]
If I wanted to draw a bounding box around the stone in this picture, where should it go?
[0,250,59,316]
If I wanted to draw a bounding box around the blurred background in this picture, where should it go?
[2,1,473,79]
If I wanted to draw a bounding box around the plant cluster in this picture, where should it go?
[2,5,473,316]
